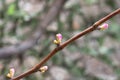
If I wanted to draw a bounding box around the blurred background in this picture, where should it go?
[0,0,120,80]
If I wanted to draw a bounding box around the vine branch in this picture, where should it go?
[12,8,120,80]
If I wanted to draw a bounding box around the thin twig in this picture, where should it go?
[11,8,120,80]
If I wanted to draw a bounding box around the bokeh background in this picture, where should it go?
[0,0,120,80]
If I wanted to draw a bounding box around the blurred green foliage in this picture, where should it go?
[7,3,16,16]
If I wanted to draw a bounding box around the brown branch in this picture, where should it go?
[0,0,67,59]
[11,8,120,80]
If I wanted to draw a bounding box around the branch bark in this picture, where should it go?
[12,8,120,80]
[0,0,67,59]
